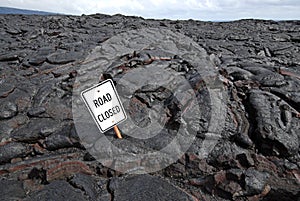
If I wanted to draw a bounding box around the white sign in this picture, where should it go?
[81,79,127,133]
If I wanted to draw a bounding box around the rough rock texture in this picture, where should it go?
[0,14,299,201]
[108,174,196,201]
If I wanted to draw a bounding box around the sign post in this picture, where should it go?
[113,125,122,139]
[81,79,127,138]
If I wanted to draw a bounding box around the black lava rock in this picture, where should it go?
[0,14,299,201]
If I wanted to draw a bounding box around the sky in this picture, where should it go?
[0,0,299,21]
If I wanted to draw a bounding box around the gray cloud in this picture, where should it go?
[0,0,299,20]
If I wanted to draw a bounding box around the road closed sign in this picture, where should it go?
[81,79,127,133]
